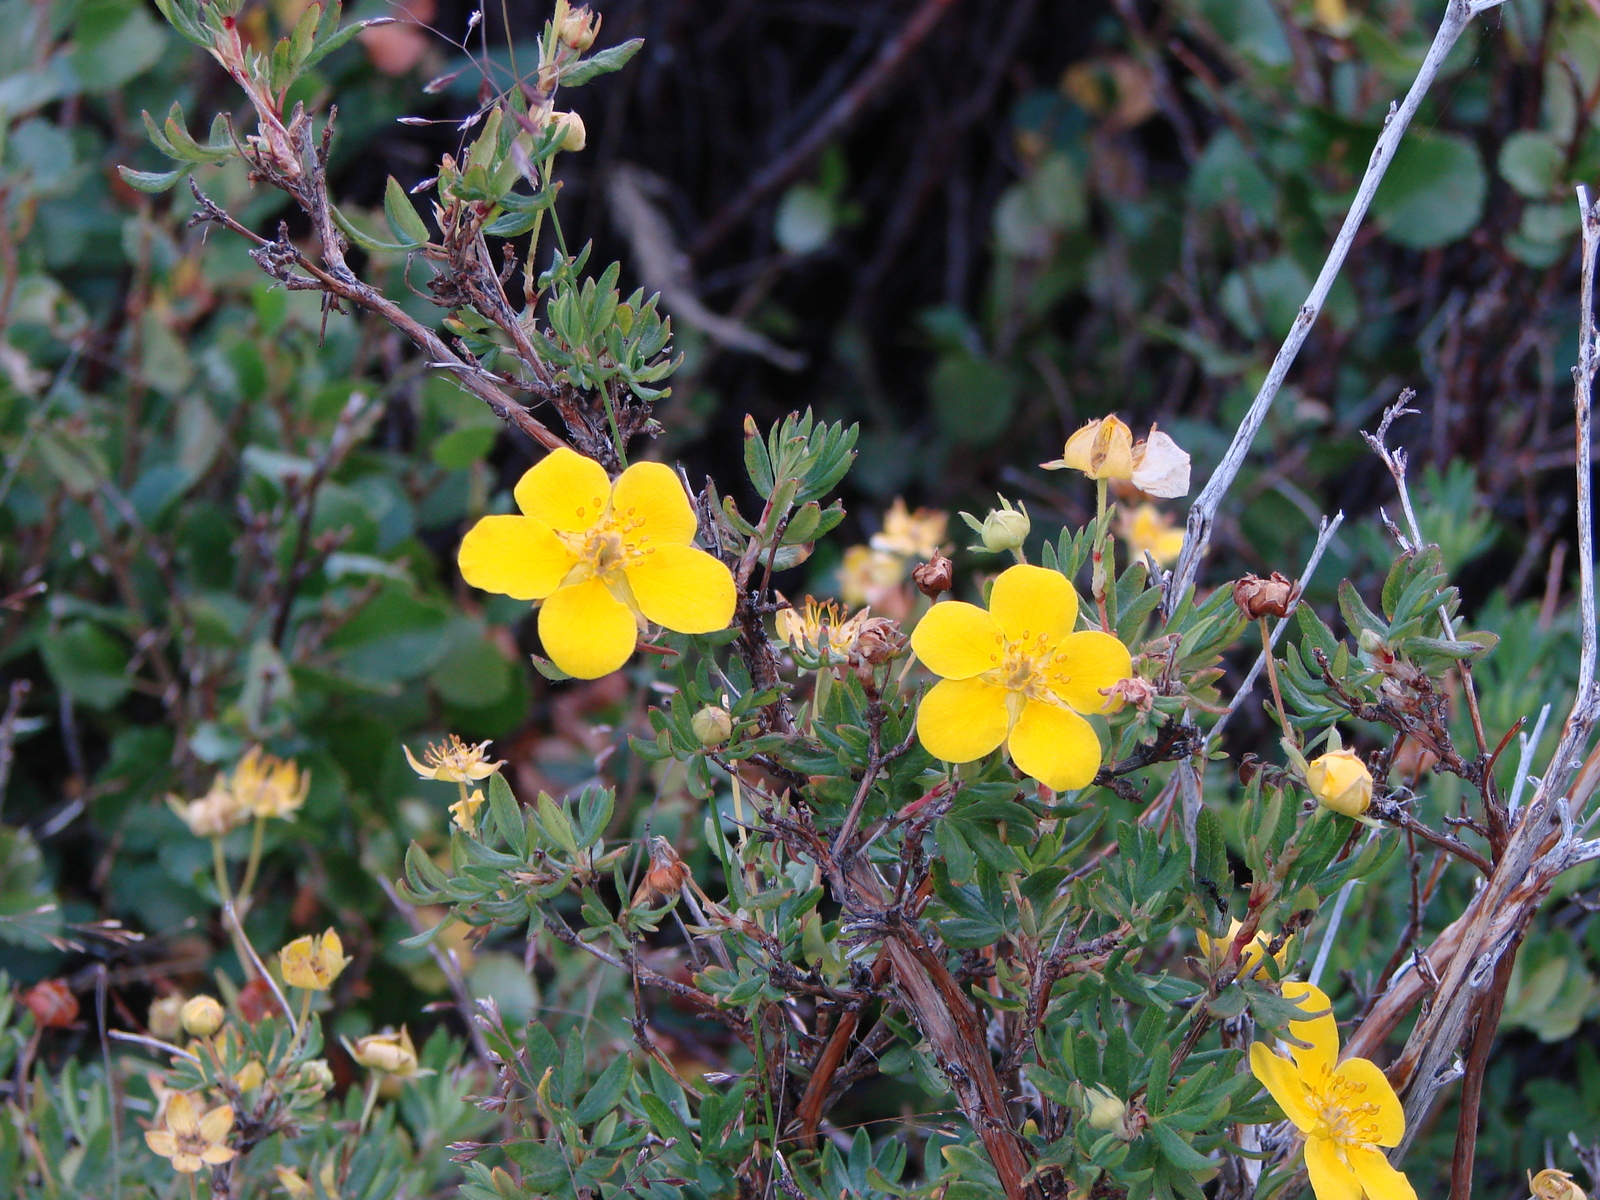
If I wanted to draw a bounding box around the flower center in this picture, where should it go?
[558,498,654,585]
[986,631,1070,703]
[1312,1069,1383,1145]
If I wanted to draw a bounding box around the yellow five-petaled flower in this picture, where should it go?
[909,564,1131,792]
[458,448,736,679]
[144,1091,236,1174]
[1250,982,1417,1200]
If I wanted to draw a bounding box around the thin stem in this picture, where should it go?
[1093,477,1112,631]
[235,816,266,906]
[1258,617,1296,745]
[357,1072,381,1135]
[211,836,234,908]
[1166,0,1509,606]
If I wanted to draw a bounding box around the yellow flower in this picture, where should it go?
[1197,919,1289,981]
[1307,749,1373,817]
[1531,1170,1587,1200]
[278,929,350,991]
[457,447,736,679]
[1042,416,1191,498]
[449,788,486,835]
[404,735,504,783]
[776,596,872,659]
[228,746,311,820]
[870,498,948,560]
[144,1091,237,1174]
[345,1027,425,1077]
[838,545,905,608]
[1120,503,1185,567]
[1250,982,1415,1200]
[167,781,247,838]
[909,564,1132,791]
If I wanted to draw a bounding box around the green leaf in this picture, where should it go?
[384,176,432,246]
[331,203,419,254]
[560,38,644,87]
[1499,130,1563,199]
[1150,1121,1214,1172]
[1373,132,1487,250]
[117,165,185,193]
[40,623,131,710]
[487,774,526,857]
[574,1054,632,1125]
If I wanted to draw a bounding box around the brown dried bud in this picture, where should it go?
[1231,572,1297,620]
[912,553,955,598]
[1105,675,1156,713]
[22,979,78,1029]
[852,617,907,668]
[631,836,691,908]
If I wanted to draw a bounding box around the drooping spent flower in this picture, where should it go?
[404,735,504,784]
[144,1092,237,1174]
[1530,1170,1587,1200]
[1249,981,1415,1200]
[449,789,486,836]
[1042,416,1191,498]
[278,929,350,992]
[1306,748,1373,818]
[776,596,872,660]
[909,564,1131,791]
[457,448,736,679]
[345,1027,426,1078]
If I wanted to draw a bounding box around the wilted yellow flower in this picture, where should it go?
[346,1027,424,1077]
[1306,749,1373,817]
[227,746,311,820]
[1250,982,1415,1200]
[871,498,948,560]
[144,1091,236,1174]
[1197,919,1289,981]
[457,447,736,679]
[404,735,504,784]
[1530,1170,1587,1200]
[555,2,600,50]
[776,596,872,659]
[1120,503,1184,567]
[838,545,905,608]
[1042,416,1191,498]
[448,788,486,836]
[179,995,225,1038]
[167,780,248,838]
[910,564,1131,791]
[551,110,586,152]
[278,929,350,991]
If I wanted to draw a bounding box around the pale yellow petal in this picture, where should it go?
[198,1105,235,1144]
[1305,1136,1363,1200]
[1006,701,1103,792]
[538,578,638,679]
[1282,981,1340,1078]
[1048,631,1133,715]
[201,1146,239,1165]
[1347,1145,1418,1200]
[988,564,1078,642]
[1332,1057,1405,1147]
[170,1153,204,1174]
[458,515,577,601]
[612,460,697,547]
[1130,428,1191,498]
[165,1092,199,1137]
[513,447,612,532]
[1248,1043,1317,1133]
[144,1131,178,1157]
[624,544,736,634]
[909,601,1003,680]
[916,677,1010,764]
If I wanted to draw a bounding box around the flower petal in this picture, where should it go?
[1347,1145,1418,1200]
[513,447,612,532]
[198,1105,235,1144]
[1248,1042,1317,1133]
[988,564,1078,642]
[916,677,1010,764]
[165,1092,199,1137]
[1282,981,1340,1078]
[1332,1057,1405,1147]
[201,1146,239,1165]
[1305,1136,1363,1200]
[170,1153,204,1174]
[1049,631,1133,715]
[1130,428,1191,498]
[909,601,1003,680]
[612,460,697,547]
[458,515,576,601]
[1007,700,1103,792]
[144,1131,178,1157]
[538,578,638,679]
[624,544,736,634]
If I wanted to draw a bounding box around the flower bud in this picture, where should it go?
[1231,572,1297,620]
[692,705,734,748]
[912,553,955,598]
[348,1027,420,1077]
[296,1058,335,1097]
[1531,1170,1587,1200]
[148,994,186,1041]
[556,4,600,50]
[1085,1085,1128,1131]
[181,995,226,1037]
[1306,748,1373,817]
[550,111,586,152]
[966,501,1030,554]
